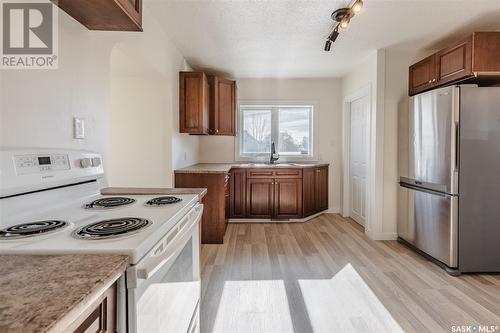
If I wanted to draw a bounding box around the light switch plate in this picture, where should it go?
[73,117,85,139]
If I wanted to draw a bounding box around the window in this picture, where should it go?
[239,104,314,159]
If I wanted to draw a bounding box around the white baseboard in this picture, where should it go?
[228,211,327,224]
[366,230,398,241]
[325,207,340,214]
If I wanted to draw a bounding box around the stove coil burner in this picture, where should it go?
[145,196,182,206]
[84,197,136,209]
[73,217,152,240]
[0,220,68,239]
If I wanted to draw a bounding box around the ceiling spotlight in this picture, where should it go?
[324,27,339,51]
[324,40,332,51]
[352,0,363,13]
[339,18,350,29]
[328,27,340,43]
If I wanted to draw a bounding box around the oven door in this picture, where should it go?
[126,204,202,333]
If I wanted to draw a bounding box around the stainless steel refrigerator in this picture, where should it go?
[398,85,500,273]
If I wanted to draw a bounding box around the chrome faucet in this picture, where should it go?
[270,141,279,164]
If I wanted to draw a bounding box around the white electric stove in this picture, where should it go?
[0,148,202,333]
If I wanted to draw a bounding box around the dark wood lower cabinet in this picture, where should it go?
[71,283,116,333]
[274,178,303,219]
[246,178,274,218]
[303,168,317,216]
[303,166,329,217]
[235,166,328,219]
[175,173,226,244]
[74,301,108,333]
[230,168,247,218]
[316,167,329,212]
[176,166,328,243]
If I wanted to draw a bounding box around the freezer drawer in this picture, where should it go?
[398,183,458,267]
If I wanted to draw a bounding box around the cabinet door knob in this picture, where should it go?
[428,80,432,84]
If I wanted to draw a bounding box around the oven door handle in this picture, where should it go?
[136,246,182,280]
[134,204,203,281]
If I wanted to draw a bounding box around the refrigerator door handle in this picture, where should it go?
[454,122,459,172]
[451,86,460,193]
[399,182,447,197]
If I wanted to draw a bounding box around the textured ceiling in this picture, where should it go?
[147,0,500,78]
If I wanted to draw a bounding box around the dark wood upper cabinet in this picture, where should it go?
[303,166,329,217]
[54,0,142,31]
[436,36,472,86]
[209,77,237,136]
[179,72,210,135]
[180,72,236,136]
[409,32,500,96]
[409,55,437,96]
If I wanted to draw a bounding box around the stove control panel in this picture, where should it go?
[79,157,101,168]
[14,154,70,175]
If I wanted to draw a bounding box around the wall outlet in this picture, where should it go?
[73,117,85,139]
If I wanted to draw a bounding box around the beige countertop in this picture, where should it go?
[101,187,207,198]
[0,254,129,333]
[174,162,330,174]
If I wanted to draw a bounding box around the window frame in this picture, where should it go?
[235,101,317,162]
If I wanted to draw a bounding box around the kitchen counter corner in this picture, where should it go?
[0,254,129,333]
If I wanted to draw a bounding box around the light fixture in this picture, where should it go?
[324,40,332,51]
[328,27,340,43]
[339,18,350,29]
[323,0,364,51]
[324,27,339,51]
[331,7,354,30]
[352,0,363,13]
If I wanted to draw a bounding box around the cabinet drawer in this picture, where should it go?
[247,168,302,178]
[247,169,274,178]
[274,169,302,178]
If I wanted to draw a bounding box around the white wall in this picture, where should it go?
[341,51,385,239]
[108,33,198,188]
[341,52,378,105]
[341,49,432,239]
[0,6,198,187]
[0,12,110,155]
[199,78,343,213]
[382,49,432,235]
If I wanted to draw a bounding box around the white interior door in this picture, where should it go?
[349,96,369,226]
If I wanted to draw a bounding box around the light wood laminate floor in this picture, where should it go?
[200,214,500,333]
